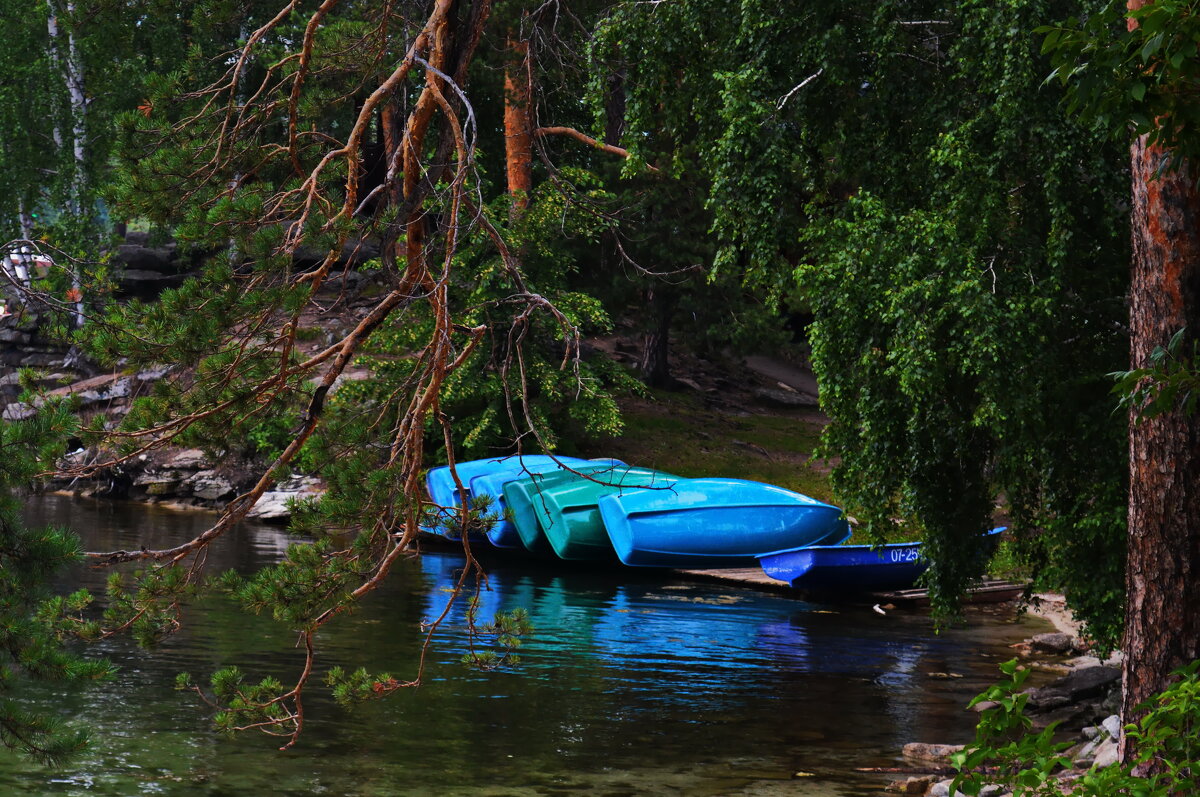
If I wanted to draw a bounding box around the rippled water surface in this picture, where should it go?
[6,495,1048,795]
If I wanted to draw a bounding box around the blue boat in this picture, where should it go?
[423,455,595,538]
[468,458,627,549]
[757,527,1007,593]
[597,478,849,568]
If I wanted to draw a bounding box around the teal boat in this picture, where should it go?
[505,466,677,561]
[423,454,593,538]
[469,459,625,549]
[503,463,630,555]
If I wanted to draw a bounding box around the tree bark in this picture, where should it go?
[503,27,533,217]
[1120,132,1200,766]
[639,288,676,388]
[47,0,86,327]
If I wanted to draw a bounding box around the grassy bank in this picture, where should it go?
[580,389,834,504]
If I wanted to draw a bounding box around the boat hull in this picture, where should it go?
[504,464,636,555]
[423,455,593,539]
[513,467,677,561]
[470,459,626,548]
[757,528,1006,592]
[599,478,844,568]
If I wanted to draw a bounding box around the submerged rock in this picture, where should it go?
[901,742,963,765]
[1031,632,1076,654]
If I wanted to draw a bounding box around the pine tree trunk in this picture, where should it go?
[503,28,533,217]
[1120,132,1200,767]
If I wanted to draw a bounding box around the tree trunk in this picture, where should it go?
[1120,132,1200,767]
[503,27,533,217]
[639,288,676,389]
[47,0,86,327]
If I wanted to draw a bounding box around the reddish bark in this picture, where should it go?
[503,30,533,216]
[1121,132,1200,765]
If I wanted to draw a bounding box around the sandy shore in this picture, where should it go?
[1024,592,1083,636]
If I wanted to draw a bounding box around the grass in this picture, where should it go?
[581,389,834,504]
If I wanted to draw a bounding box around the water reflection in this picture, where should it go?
[4,495,1048,796]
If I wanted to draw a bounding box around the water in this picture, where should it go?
[6,495,1049,795]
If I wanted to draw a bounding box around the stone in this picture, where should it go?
[901,742,964,765]
[166,449,210,469]
[1031,632,1075,654]
[752,387,819,408]
[246,476,324,521]
[19,352,63,368]
[74,377,132,406]
[2,403,34,421]
[1072,739,1098,767]
[1101,714,1121,739]
[1024,665,1121,710]
[136,365,174,382]
[1092,738,1118,769]
[188,473,235,501]
[886,775,935,794]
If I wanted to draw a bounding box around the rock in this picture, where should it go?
[188,473,235,501]
[1031,632,1076,654]
[2,403,34,421]
[752,387,819,408]
[166,449,210,469]
[1092,738,1118,769]
[1024,665,1121,710]
[1101,714,1121,739]
[929,778,1008,797]
[1073,738,1099,767]
[246,475,324,521]
[887,775,935,793]
[19,352,63,368]
[1082,725,1100,740]
[74,377,132,406]
[902,742,964,765]
[136,364,174,382]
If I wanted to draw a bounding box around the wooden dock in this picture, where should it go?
[675,567,796,594]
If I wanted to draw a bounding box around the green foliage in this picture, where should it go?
[324,666,402,706]
[461,607,534,671]
[1039,0,1200,173]
[103,566,194,648]
[0,403,114,764]
[591,0,1131,635]
[1111,327,1200,420]
[222,538,374,629]
[953,659,1200,796]
[342,182,636,460]
[180,666,293,737]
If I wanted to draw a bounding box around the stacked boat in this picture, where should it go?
[422,455,851,569]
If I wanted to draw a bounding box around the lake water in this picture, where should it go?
[6,495,1049,795]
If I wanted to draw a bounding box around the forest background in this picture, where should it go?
[0,0,1197,778]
